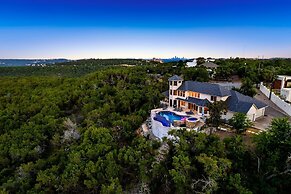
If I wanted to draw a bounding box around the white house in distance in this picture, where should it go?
[186,59,197,67]
[273,75,291,102]
[164,75,268,122]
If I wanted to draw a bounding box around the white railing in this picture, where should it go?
[259,82,291,116]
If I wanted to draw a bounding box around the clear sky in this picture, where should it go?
[0,0,291,59]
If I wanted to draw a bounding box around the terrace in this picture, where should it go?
[150,107,205,139]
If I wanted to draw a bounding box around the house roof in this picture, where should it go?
[178,81,231,97]
[200,62,218,68]
[177,97,211,107]
[162,90,169,98]
[168,75,183,81]
[226,90,268,113]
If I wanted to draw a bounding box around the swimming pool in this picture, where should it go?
[158,111,187,123]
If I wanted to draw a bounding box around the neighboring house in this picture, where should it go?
[273,75,291,102]
[165,75,268,121]
[186,59,197,67]
[199,62,219,69]
[199,62,219,78]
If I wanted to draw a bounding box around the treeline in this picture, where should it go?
[0,59,151,77]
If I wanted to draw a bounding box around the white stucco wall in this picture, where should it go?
[255,107,265,119]
[281,88,291,102]
[247,105,257,121]
[200,94,212,101]
[221,111,234,121]
[169,81,183,106]
[220,96,230,102]
[151,109,171,139]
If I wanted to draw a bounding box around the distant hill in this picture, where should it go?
[0,59,69,67]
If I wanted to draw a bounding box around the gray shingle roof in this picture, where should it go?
[177,97,211,107]
[226,90,268,113]
[168,75,183,81]
[178,81,231,97]
[200,62,218,68]
[162,90,169,98]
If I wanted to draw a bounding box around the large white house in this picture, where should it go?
[164,75,268,122]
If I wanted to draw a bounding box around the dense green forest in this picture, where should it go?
[0,59,290,193]
[214,58,291,82]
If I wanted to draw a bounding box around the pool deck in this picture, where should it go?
[156,107,201,119]
[150,108,205,139]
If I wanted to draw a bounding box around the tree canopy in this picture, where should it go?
[0,59,290,193]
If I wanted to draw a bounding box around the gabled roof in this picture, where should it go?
[200,62,218,68]
[226,90,268,113]
[177,97,211,107]
[168,75,183,81]
[178,81,231,97]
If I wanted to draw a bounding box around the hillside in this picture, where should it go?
[0,59,290,193]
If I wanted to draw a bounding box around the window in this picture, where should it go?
[173,81,177,86]
[211,96,217,102]
[170,90,173,95]
[174,90,178,95]
[177,91,185,97]
[180,101,186,106]
[189,92,200,98]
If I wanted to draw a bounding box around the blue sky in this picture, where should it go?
[0,0,291,59]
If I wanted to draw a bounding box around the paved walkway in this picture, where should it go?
[253,89,291,130]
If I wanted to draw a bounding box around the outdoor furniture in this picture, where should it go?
[186,110,194,115]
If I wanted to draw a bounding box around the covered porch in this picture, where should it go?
[176,97,210,116]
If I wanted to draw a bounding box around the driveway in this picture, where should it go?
[253,89,291,130]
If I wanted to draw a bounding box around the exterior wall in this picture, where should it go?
[260,83,291,116]
[247,105,257,121]
[169,80,183,107]
[277,75,291,89]
[255,107,265,119]
[273,79,282,90]
[151,109,172,139]
[200,93,212,101]
[221,111,234,121]
[281,88,291,102]
[220,96,229,101]
[221,107,265,122]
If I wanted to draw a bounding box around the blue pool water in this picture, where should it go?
[158,111,186,123]
[188,117,198,122]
